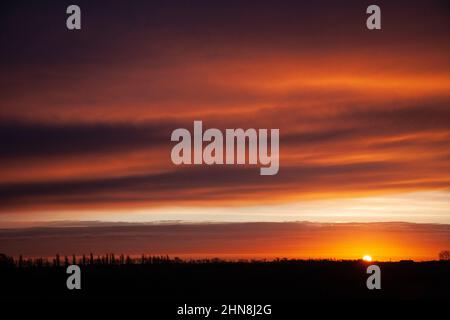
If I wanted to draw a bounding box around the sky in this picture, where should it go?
[0,222,449,261]
[0,1,449,258]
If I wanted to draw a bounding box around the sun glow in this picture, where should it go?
[362,255,373,262]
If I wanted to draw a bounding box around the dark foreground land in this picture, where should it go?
[0,256,448,301]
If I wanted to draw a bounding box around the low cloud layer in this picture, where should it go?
[0,222,448,261]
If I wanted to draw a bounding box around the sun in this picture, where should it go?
[362,255,373,262]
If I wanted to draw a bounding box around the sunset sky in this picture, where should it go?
[0,1,449,259]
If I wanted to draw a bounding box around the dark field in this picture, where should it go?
[1,257,448,301]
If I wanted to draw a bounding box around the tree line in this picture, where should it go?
[1,251,449,268]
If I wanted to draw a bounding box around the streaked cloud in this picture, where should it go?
[0,0,449,225]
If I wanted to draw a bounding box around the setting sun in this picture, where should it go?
[362,255,373,262]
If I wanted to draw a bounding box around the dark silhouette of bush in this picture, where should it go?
[439,250,450,260]
[0,253,14,267]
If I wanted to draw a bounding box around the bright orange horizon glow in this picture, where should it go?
[0,221,447,262]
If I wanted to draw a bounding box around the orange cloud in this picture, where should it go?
[0,0,449,224]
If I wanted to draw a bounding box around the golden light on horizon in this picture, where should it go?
[362,255,373,262]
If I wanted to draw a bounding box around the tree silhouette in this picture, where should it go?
[0,253,14,267]
[439,250,450,260]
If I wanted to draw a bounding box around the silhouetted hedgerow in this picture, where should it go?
[0,252,449,300]
[1,252,449,268]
